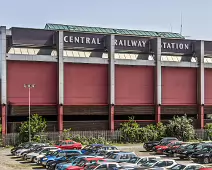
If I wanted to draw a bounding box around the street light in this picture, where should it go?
[24,84,35,142]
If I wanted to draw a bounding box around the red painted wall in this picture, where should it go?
[64,63,108,105]
[7,61,57,105]
[205,69,212,105]
[115,65,154,105]
[162,67,197,105]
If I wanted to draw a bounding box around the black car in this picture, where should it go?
[177,143,201,159]
[143,137,178,151]
[191,145,212,164]
[10,142,33,155]
[47,153,81,170]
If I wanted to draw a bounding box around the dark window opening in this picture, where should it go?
[7,115,58,122]
[63,115,108,121]
[115,115,155,120]
[205,114,212,119]
[161,114,197,120]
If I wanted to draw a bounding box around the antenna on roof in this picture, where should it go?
[170,24,173,32]
[180,12,183,35]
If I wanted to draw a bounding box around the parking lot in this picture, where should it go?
[0,145,211,170]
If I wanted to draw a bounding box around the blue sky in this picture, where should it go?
[0,0,211,40]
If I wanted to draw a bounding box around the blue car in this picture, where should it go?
[40,149,82,166]
[81,144,103,154]
[55,155,95,170]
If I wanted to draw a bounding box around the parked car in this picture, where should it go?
[143,137,178,151]
[163,142,185,157]
[191,145,212,164]
[81,144,104,154]
[47,153,81,170]
[55,155,96,170]
[84,162,121,170]
[22,144,49,160]
[104,152,137,163]
[56,140,82,150]
[139,159,177,169]
[177,143,203,159]
[10,142,32,155]
[35,149,59,164]
[26,146,59,162]
[65,157,105,170]
[15,143,39,156]
[153,140,179,154]
[167,163,205,170]
[40,149,82,166]
[120,156,161,168]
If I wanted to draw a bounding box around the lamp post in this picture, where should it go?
[24,84,35,142]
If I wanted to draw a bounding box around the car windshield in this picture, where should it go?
[84,163,99,170]
[110,154,118,159]
[195,144,203,151]
[52,151,59,156]
[57,152,66,157]
[143,160,158,167]
[83,145,91,150]
[169,164,186,170]
[127,157,139,163]
[77,160,87,166]
[153,161,167,167]
[202,146,212,152]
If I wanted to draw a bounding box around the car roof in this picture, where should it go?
[85,157,104,161]
[139,156,160,158]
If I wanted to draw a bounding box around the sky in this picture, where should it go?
[0,0,212,40]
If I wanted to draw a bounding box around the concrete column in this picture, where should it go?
[0,26,7,135]
[57,31,64,132]
[196,40,204,129]
[107,35,115,131]
[152,38,162,123]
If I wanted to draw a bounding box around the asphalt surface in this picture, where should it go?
[0,145,211,170]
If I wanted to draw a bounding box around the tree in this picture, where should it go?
[119,116,141,143]
[204,123,212,140]
[19,114,47,142]
[166,115,195,141]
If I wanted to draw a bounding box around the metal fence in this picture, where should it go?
[1,129,210,146]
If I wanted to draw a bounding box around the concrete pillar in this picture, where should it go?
[0,26,7,135]
[107,35,115,131]
[196,40,204,129]
[152,38,162,123]
[57,31,64,132]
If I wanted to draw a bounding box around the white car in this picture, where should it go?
[26,147,58,162]
[139,159,177,170]
[85,162,121,170]
[15,143,38,157]
[34,149,59,163]
[120,156,161,168]
[166,163,205,170]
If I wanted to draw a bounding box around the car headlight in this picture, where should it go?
[198,154,203,156]
[43,158,48,160]
[182,151,187,154]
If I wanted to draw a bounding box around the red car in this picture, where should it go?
[66,157,105,170]
[154,140,178,154]
[56,140,82,150]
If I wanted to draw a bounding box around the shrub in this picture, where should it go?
[166,115,195,141]
[19,114,47,143]
[204,123,212,140]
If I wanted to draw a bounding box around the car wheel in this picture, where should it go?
[188,154,192,160]
[179,156,184,160]
[46,161,53,168]
[24,154,27,160]
[31,157,36,163]
[203,157,209,164]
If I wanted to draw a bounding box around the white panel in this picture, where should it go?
[72,51,80,57]
[102,53,108,58]
[63,50,67,57]
[191,57,197,63]
[14,48,22,54]
[78,51,86,57]
[28,49,36,55]
[8,48,15,54]
[85,51,91,57]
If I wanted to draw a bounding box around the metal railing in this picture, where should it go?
[1,129,210,146]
